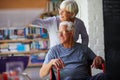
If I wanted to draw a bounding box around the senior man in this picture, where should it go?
[40,21,108,80]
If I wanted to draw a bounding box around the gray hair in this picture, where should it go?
[60,0,79,17]
[59,21,75,32]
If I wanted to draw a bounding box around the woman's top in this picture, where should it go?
[32,16,89,47]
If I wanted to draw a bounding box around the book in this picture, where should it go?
[0,30,4,40]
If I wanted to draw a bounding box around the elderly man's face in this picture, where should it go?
[58,25,72,44]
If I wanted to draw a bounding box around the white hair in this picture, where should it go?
[60,0,79,17]
[59,21,75,31]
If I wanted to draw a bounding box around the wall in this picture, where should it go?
[88,0,104,58]
[0,0,49,9]
[0,9,44,28]
[0,0,49,28]
[75,0,104,75]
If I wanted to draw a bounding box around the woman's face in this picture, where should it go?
[59,8,73,21]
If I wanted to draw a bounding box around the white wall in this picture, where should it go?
[75,0,104,75]
[75,0,89,44]
[75,0,89,31]
[0,9,44,29]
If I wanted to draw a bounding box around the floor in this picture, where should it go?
[24,67,49,80]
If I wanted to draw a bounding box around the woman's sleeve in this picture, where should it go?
[31,17,55,29]
[80,21,89,46]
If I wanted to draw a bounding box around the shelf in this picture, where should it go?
[0,28,49,67]
[0,38,49,43]
[28,63,43,67]
[27,57,43,67]
[0,49,48,55]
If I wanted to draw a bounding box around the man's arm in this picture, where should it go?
[40,58,65,78]
[85,47,104,69]
[40,61,53,78]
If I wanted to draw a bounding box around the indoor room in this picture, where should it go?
[0,0,120,80]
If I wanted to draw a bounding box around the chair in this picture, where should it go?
[0,56,29,74]
[0,56,31,80]
[50,66,60,80]
[50,63,106,80]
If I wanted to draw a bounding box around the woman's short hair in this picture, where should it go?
[59,21,75,32]
[60,0,79,17]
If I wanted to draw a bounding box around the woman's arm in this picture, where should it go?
[80,21,89,46]
[31,16,56,29]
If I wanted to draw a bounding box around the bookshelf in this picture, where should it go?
[0,27,49,67]
[0,38,49,43]
[0,49,48,55]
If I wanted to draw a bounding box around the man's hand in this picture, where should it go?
[50,58,65,69]
[91,56,104,69]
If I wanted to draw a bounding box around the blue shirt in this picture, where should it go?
[32,16,89,47]
[44,43,96,80]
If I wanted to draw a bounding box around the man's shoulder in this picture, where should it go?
[75,43,84,50]
[75,42,85,47]
[75,42,89,51]
[50,44,62,49]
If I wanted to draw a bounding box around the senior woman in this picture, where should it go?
[31,0,89,48]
